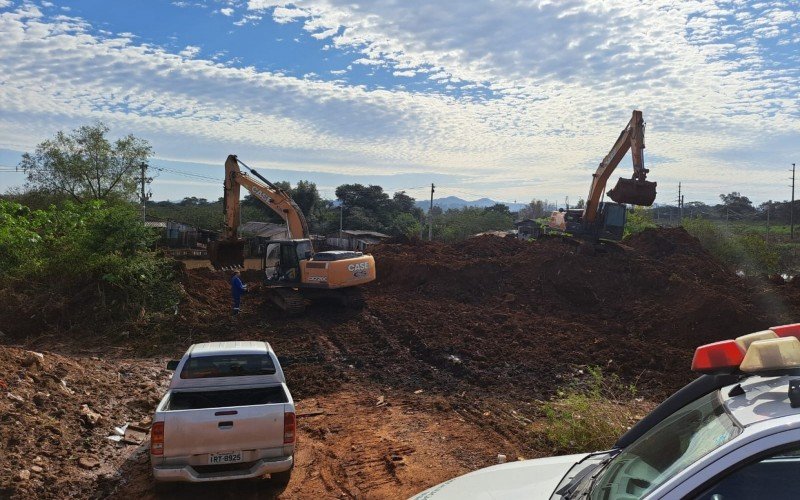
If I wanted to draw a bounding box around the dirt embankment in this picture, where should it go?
[2,227,799,498]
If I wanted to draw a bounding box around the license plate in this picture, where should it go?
[208,451,243,465]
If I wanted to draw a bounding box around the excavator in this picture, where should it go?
[548,110,657,241]
[208,155,375,314]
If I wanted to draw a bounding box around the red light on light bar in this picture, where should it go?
[771,323,800,340]
[691,340,745,374]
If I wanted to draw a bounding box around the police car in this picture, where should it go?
[413,323,800,500]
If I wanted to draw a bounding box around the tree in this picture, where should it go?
[20,123,152,203]
[718,192,755,215]
[484,203,510,215]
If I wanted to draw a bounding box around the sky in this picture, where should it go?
[0,0,798,205]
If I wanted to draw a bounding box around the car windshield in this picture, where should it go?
[589,391,740,500]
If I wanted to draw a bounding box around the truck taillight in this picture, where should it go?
[283,412,296,444]
[151,421,164,455]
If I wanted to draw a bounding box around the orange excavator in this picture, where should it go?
[208,155,375,314]
[548,110,657,240]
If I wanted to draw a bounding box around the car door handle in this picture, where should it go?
[218,421,233,429]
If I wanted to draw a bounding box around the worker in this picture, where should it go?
[231,270,248,316]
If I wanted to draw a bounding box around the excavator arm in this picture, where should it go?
[221,155,309,240]
[583,110,657,223]
[209,155,310,269]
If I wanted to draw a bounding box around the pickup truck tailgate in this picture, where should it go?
[161,388,288,457]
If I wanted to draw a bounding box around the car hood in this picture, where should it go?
[411,453,588,500]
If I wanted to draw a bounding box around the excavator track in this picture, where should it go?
[340,288,366,309]
[270,288,307,316]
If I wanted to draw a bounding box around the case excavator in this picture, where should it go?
[548,110,657,241]
[208,155,375,314]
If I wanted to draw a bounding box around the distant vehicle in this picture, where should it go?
[547,110,657,242]
[150,341,295,485]
[413,323,800,499]
[208,154,375,314]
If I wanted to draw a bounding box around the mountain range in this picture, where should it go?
[415,196,527,212]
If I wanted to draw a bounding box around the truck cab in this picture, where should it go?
[413,323,800,499]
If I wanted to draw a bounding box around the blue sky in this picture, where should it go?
[0,0,798,204]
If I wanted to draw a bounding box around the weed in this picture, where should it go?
[537,367,650,454]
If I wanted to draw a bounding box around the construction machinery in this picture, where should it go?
[208,155,375,314]
[548,110,657,241]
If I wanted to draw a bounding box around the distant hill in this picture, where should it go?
[416,196,526,212]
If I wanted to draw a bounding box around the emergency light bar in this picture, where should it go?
[691,323,800,375]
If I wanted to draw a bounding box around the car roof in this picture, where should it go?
[721,375,800,427]
[187,341,272,357]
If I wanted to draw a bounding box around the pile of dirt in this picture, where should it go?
[364,229,796,397]
[0,346,167,499]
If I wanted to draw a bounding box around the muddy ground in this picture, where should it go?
[2,228,800,499]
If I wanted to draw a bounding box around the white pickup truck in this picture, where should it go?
[414,323,800,499]
[150,341,295,484]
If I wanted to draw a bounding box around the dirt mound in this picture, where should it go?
[365,230,794,397]
[0,346,167,499]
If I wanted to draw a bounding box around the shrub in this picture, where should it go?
[539,367,648,454]
[0,200,180,318]
[683,217,779,275]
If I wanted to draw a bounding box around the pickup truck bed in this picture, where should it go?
[150,341,295,484]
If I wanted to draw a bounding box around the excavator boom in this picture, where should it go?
[584,110,657,223]
[208,155,310,269]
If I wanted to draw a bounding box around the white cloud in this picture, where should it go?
[0,2,799,203]
[272,6,307,24]
[178,45,200,58]
[219,7,234,16]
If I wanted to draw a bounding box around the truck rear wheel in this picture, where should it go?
[271,465,293,486]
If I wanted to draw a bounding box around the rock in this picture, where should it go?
[80,404,102,427]
[138,415,152,427]
[32,456,43,464]
[7,392,24,403]
[22,351,44,367]
[78,457,100,470]
[30,465,43,474]
[33,392,48,407]
[18,470,30,481]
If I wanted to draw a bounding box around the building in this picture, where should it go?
[514,219,542,240]
[240,221,290,256]
[326,229,390,251]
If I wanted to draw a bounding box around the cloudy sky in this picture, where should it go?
[0,0,798,205]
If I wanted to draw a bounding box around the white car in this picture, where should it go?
[414,323,800,500]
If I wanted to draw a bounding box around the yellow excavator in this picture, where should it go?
[548,110,657,240]
[208,155,376,314]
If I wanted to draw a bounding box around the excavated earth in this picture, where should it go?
[2,227,800,498]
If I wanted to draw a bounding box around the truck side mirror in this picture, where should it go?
[166,360,180,370]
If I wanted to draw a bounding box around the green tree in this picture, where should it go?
[20,123,152,203]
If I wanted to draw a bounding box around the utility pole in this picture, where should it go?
[766,203,770,247]
[792,163,796,240]
[139,162,148,222]
[428,183,435,241]
[677,182,683,221]
[339,204,343,241]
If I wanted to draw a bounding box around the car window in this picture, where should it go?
[694,444,800,500]
[180,354,276,379]
[591,391,740,500]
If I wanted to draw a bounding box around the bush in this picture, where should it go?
[539,367,647,454]
[624,207,657,238]
[683,217,779,275]
[0,200,181,317]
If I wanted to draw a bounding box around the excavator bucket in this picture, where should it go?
[607,178,657,206]
[208,239,246,270]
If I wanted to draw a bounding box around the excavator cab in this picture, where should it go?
[608,178,658,206]
[208,239,246,270]
[262,240,313,283]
